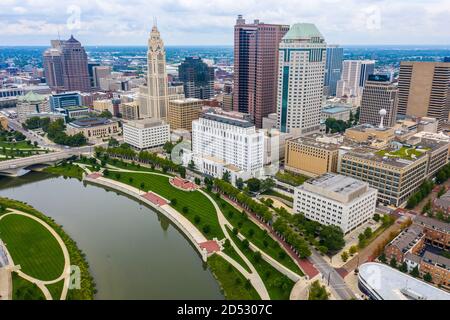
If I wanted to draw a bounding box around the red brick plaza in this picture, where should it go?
[141,192,168,206]
[169,177,198,191]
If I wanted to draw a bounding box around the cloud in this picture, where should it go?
[0,0,448,45]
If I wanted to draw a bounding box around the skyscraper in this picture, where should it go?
[324,45,343,96]
[276,23,326,136]
[60,36,91,92]
[233,15,289,128]
[43,41,64,91]
[336,60,375,99]
[397,61,450,129]
[359,74,398,127]
[178,57,214,99]
[140,25,169,119]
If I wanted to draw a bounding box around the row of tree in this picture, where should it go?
[45,119,87,147]
[272,217,312,258]
[406,180,435,209]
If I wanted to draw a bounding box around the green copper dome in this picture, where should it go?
[283,23,324,40]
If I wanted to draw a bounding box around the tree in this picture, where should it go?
[183,207,190,214]
[364,227,373,239]
[341,251,349,262]
[438,186,446,198]
[260,178,275,192]
[308,280,330,300]
[399,262,408,273]
[193,215,200,224]
[108,137,119,147]
[242,239,249,249]
[163,141,174,154]
[410,266,420,278]
[378,252,387,263]
[349,246,357,255]
[389,257,397,269]
[246,178,261,193]
[373,213,380,222]
[188,160,196,170]
[236,178,244,190]
[222,170,231,183]
[140,182,145,190]
[194,177,201,185]
[253,251,262,263]
[99,110,113,119]
[319,225,345,252]
[171,198,177,206]
[423,272,433,283]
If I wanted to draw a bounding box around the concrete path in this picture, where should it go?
[0,210,71,300]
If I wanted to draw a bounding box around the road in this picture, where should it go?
[308,249,356,300]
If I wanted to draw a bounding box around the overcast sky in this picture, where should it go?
[1,0,449,46]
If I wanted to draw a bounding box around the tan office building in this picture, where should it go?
[285,134,340,177]
[92,99,113,113]
[119,101,140,120]
[397,61,450,129]
[359,74,398,127]
[167,98,202,131]
[339,139,449,206]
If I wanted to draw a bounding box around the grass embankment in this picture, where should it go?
[222,244,251,273]
[107,171,224,240]
[0,214,65,281]
[261,189,294,204]
[208,191,302,276]
[0,197,95,300]
[11,272,45,300]
[44,163,84,180]
[227,226,294,300]
[207,254,260,300]
[275,171,308,186]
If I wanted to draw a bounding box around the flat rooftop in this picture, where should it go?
[290,135,340,151]
[70,117,114,128]
[300,173,371,203]
[359,262,450,300]
[414,215,450,234]
[306,173,367,196]
[322,106,349,114]
[201,112,254,128]
[124,118,167,129]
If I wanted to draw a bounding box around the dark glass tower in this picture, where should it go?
[178,57,214,99]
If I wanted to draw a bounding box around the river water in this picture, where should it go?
[0,172,223,300]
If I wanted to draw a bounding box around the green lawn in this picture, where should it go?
[107,171,224,240]
[11,272,46,300]
[0,214,65,281]
[208,191,302,275]
[227,227,294,300]
[376,146,425,160]
[0,140,38,149]
[222,244,251,273]
[276,171,309,186]
[46,279,65,300]
[44,163,84,179]
[106,158,169,174]
[207,254,260,300]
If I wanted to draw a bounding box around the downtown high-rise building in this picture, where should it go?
[276,23,326,136]
[43,36,91,92]
[336,60,375,99]
[139,25,169,120]
[178,57,214,99]
[359,74,398,128]
[397,61,450,129]
[43,41,65,91]
[233,15,289,128]
[61,36,91,92]
[324,45,343,97]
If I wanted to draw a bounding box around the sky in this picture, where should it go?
[1,0,450,46]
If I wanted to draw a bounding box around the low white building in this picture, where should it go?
[294,173,377,233]
[183,111,264,184]
[123,118,170,150]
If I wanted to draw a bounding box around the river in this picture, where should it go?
[0,172,223,300]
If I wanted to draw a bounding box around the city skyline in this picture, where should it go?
[1,0,450,46]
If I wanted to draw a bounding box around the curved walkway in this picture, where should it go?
[199,190,270,300]
[0,210,71,300]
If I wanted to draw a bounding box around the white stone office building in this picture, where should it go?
[277,23,326,136]
[294,173,377,234]
[183,111,265,184]
[123,118,170,150]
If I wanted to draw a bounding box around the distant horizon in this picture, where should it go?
[1,44,450,48]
